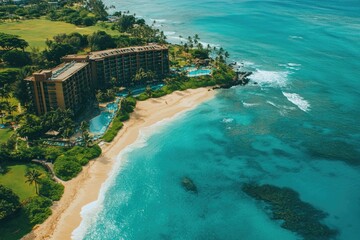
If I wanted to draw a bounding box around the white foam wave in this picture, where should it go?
[282,92,311,112]
[163,31,176,36]
[71,201,102,240]
[249,70,289,88]
[150,18,167,23]
[266,100,278,108]
[222,118,234,123]
[266,100,296,116]
[287,63,301,67]
[198,40,220,48]
[289,35,303,39]
[234,60,255,68]
[71,111,191,240]
[242,102,259,108]
[278,63,301,71]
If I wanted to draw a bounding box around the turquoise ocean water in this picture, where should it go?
[74,0,360,239]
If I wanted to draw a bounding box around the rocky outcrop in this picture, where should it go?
[242,183,338,240]
[181,177,198,194]
[215,71,252,89]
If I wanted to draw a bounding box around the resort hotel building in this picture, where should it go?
[25,44,169,115]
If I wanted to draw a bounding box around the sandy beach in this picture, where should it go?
[24,88,215,240]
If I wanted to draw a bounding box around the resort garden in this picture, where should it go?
[0,0,236,239]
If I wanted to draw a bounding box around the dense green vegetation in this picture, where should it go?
[0,163,63,240]
[23,196,52,225]
[102,118,123,143]
[0,164,45,200]
[0,185,21,221]
[102,97,136,142]
[136,62,234,102]
[96,88,117,103]
[54,145,102,180]
[0,19,118,49]
[39,178,64,201]
[0,128,13,144]
[0,208,34,240]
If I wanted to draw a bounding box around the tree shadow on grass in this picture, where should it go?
[0,209,34,240]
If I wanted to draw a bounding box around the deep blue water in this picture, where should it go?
[74,0,360,239]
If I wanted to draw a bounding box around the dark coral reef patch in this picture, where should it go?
[242,183,338,240]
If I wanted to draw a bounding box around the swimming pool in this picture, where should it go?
[117,83,164,97]
[89,101,119,136]
[106,100,119,111]
[187,69,212,77]
[89,111,113,136]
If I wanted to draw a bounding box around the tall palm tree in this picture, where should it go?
[145,85,153,98]
[0,102,7,124]
[5,102,17,121]
[83,131,92,147]
[126,89,133,97]
[80,121,89,134]
[80,121,91,147]
[59,117,75,139]
[224,51,230,62]
[193,34,200,45]
[120,97,134,113]
[25,169,42,195]
[0,84,11,102]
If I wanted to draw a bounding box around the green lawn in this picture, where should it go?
[0,19,119,49]
[0,164,50,240]
[0,128,13,144]
[0,164,46,201]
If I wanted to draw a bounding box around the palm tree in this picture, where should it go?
[224,51,230,62]
[193,34,200,45]
[145,85,153,98]
[218,47,225,57]
[184,43,189,52]
[126,89,133,97]
[25,169,42,195]
[0,102,7,124]
[133,68,146,83]
[80,121,91,147]
[5,102,18,121]
[61,127,72,139]
[187,36,193,45]
[0,84,11,101]
[80,121,89,134]
[59,117,75,139]
[146,71,155,83]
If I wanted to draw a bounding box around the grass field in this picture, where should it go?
[0,164,46,201]
[0,164,49,240]
[0,128,13,143]
[0,19,119,49]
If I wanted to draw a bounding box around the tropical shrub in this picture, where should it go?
[39,178,64,201]
[23,196,52,224]
[2,50,32,67]
[54,158,82,181]
[54,145,102,180]
[102,118,123,142]
[0,185,21,220]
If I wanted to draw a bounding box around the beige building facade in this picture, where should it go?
[25,45,169,115]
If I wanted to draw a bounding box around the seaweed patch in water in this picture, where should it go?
[242,183,338,240]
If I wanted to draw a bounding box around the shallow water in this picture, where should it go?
[76,0,360,239]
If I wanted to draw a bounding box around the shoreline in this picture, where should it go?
[25,87,215,240]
